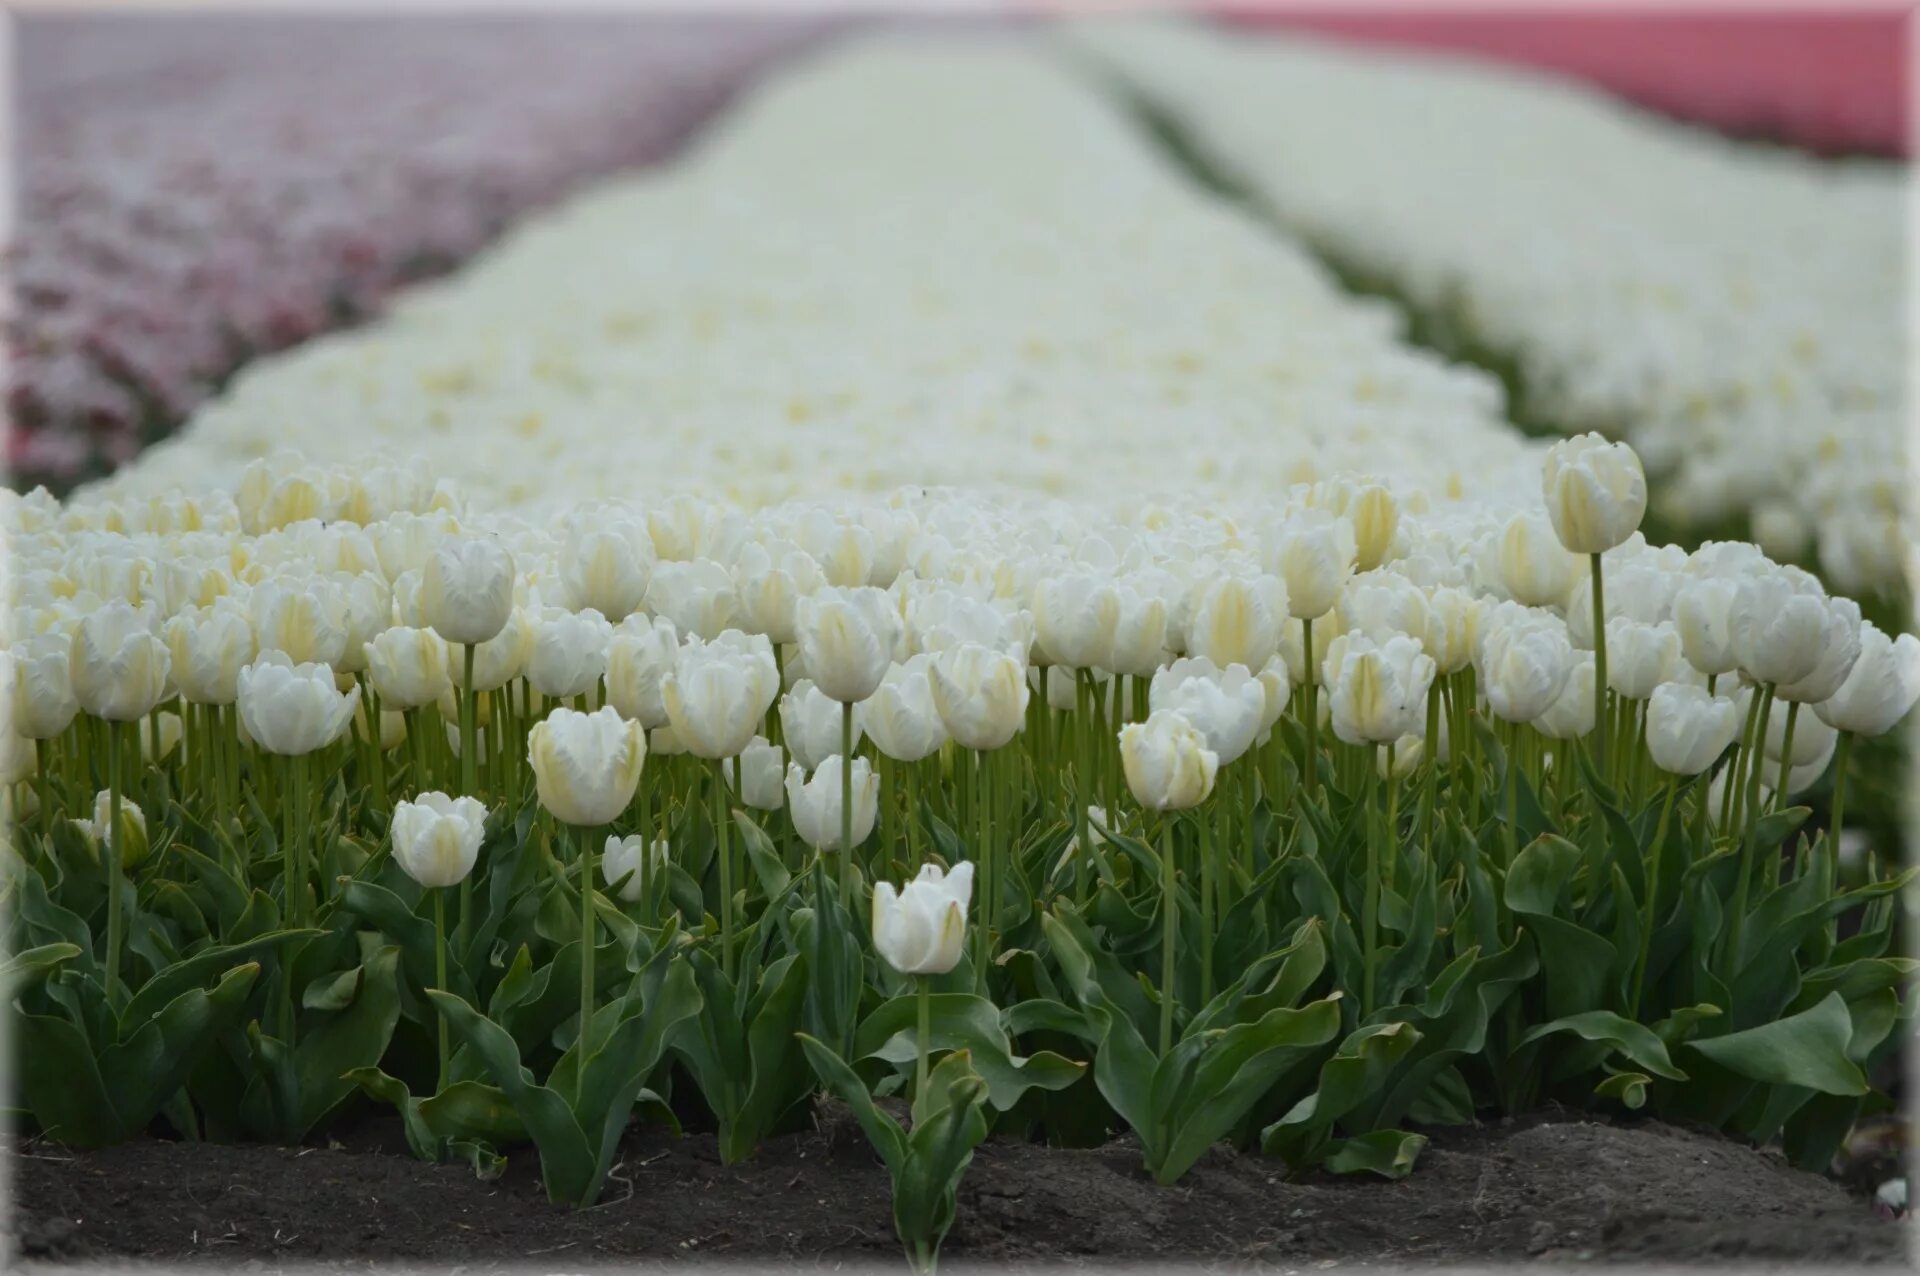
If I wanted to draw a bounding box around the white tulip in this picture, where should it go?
[1645,684,1740,776]
[662,630,780,759]
[860,654,948,763]
[1534,655,1598,741]
[1328,634,1436,745]
[795,586,901,704]
[1498,511,1579,608]
[391,792,488,888]
[1033,572,1121,671]
[928,641,1029,751]
[787,756,880,852]
[13,633,80,738]
[1542,433,1647,554]
[722,735,786,810]
[1480,622,1573,724]
[605,614,680,729]
[561,521,655,621]
[1275,510,1356,621]
[73,600,172,722]
[1605,619,1683,701]
[780,678,861,770]
[527,606,613,700]
[871,862,973,976]
[1185,574,1286,672]
[1730,572,1830,687]
[1815,625,1920,738]
[236,653,360,755]
[602,833,669,902]
[422,536,516,645]
[1118,709,1218,812]
[1148,656,1264,765]
[1773,598,1862,705]
[365,626,452,711]
[646,559,738,641]
[1672,577,1741,678]
[527,705,646,826]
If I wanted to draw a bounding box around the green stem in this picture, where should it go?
[1302,618,1318,803]
[1629,775,1680,1016]
[840,701,856,908]
[1200,797,1217,1006]
[579,824,597,1048]
[434,887,450,1092]
[715,762,734,980]
[1159,815,1177,1057]
[1502,723,1519,870]
[1772,700,1799,814]
[1589,553,1608,779]
[1824,733,1852,943]
[1363,759,1379,1017]
[1724,684,1776,981]
[973,748,990,995]
[915,974,931,1101]
[458,643,477,957]
[104,720,127,1006]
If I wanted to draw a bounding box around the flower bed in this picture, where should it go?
[6,33,1913,1275]
[1074,18,1910,598]
[7,13,826,492]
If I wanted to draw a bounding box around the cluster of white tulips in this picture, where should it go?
[81,39,1542,517]
[1074,19,1910,595]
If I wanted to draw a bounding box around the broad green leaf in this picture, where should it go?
[1516,1011,1688,1081]
[1322,1128,1427,1179]
[1594,1071,1652,1110]
[856,992,1085,1113]
[796,1031,907,1175]
[1687,992,1868,1097]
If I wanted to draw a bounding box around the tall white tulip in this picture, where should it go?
[1673,577,1741,678]
[1541,433,1647,555]
[1480,623,1573,724]
[722,735,786,811]
[561,522,654,621]
[527,705,646,826]
[391,793,488,888]
[528,607,613,700]
[928,641,1029,751]
[236,653,360,755]
[1774,598,1862,705]
[1815,625,1920,737]
[787,756,879,852]
[1498,511,1579,608]
[422,536,515,646]
[1605,619,1683,700]
[781,678,862,770]
[1185,574,1286,672]
[365,626,452,710]
[164,600,256,705]
[1148,657,1264,765]
[662,631,781,759]
[1118,709,1218,812]
[1328,634,1436,746]
[13,634,80,738]
[251,577,349,667]
[1534,655,1598,741]
[1032,572,1121,672]
[73,600,172,722]
[872,862,973,977]
[795,586,901,704]
[1275,510,1356,621]
[860,654,948,763]
[605,614,680,728]
[1645,684,1740,776]
[1729,572,1829,687]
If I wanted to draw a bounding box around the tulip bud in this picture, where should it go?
[1730,572,1830,687]
[1328,634,1436,746]
[250,578,349,668]
[391,792,488,888]
[470,608,535,692]
[1419,587,1480,675]
[662,631,780,759]
[1542,433,1647,554]
[528,705,646,827]
[1706,766,1764,823]
[79,790,149,868]
[422,536,515,646]
[1032,573,1121,672]
[236,653,360,755]
[73,600,171,722]
[871,862,973,976]
[1498,511,1579,608]
[365,626,452,711]
[1148,656,1264,765]
[735,543,824,645]
[722,735,786,810]
[1774,598,1862,705]
[786,756,879,851]
[1275,511,1356,620]
[1605,619,1683,700]
[780,678,861,770]
[1349,484,1399,573]
[1673,577,1741,677]
[1534,654,1598,740]
[1185,574,1287,672]
[561,522,655,622]
[13,633,80,738]
[860,654,948,763]
[1118,709,1218,812]
[1480,623,1573,724]
[1815,624,1920,738]
[646,559,738,640]
[795,586,901,704]
[605,615,679,729]
[928,641,1030,751]
[527,607,613,700]
[1645,684,1740,776]
[602,833,669,902]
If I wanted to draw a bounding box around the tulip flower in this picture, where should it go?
[1542,433,1647,556]
[1148,657,1263,766]
[605,614,679,729]
[421,536,516,646]
[1479,622,1573,725]
[392,791,488,1089]
[646,559,739,640]
[73,600,171,723]
[735,541,826,646]
[236,653,361,757]
[561,521,655,621]
[250,577,350,668]
[860,654,948,764]
[1815,624,1920,739]
[527,606,613,701]
[1275,509,1356,622]
[1774,597,1862,706]
[795,585,901,704]
[78,789,149,869]
[1646,684,1740,777]
[527,705,647,828]
[787,756,880,853]
[163,600,256,706]
[1328,634,1435,746]
[13,633,79,739]
[662,631,781,761]
[1535,655,1597,741]
[1605,619,1683,701]
[1033,572,1122,673]
[781,678,862,771]
[365,626,452,711]
[1184,574,1286,674]
[1729,572,1830,689]
[927,642,1029,752]
[603,833,669,904]
[722,735,786,811]
[872,861,975,1098]
[1673,577,1741,683]
[1498,511,1579,608]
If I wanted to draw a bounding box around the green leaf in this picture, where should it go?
[0,943,81,1000]
[1262,1021,1421,1164]
[1594,1071,1651,1110]
[1505,835,1581,917]
[1322,1128,1427,1179]
[1687,992,1869,1097]
[796,1032,907,1175]
[1517,1011,1688,1081]
[856,992,1085,1113]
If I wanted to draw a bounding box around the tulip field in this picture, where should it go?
[6,17,1914,1273]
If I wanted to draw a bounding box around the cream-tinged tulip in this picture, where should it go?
[561,522,654,621]
[1730,572,1828,687]
[605,615,679,729]
[1254,654,1292,735]
[236,653,360,755]
[1605,619,1683,700]
[1673,577,1741,678]
[73,600,171,722]
[1420,586,1480,675]
[164,600,256,705]
[1119,709,1217,812]
[1542,433,1647,554]
[602,833,669,902]
[795,586,901,704]
[646,559,738,640]
[1276,510,1357,620]
[1534,654,1598,741]
[662,631,780,759]
[528,705,646,826]
[470,608,535,692]
[1349,484,1399,572]
[781,678,862,770]
[1106,583,1170,678]
[787,756,879,851]
[1148,657,1264,765]
[1645,684,1740,776]
[723,735,786,810]
[1328,634,1436,745]
[1498,511,1580,607]
[13,634,79,738]
[1480,623,1573,724]
[1774,598,1862,705]
[1185,574,1286,672]
[528,607,613,700]
[860,654,948,763]
[79,789,149,868]
[927,641,1029,751]
[391,792,488,888]
[139,710,183,763]
[365,626,452,710]
[250,577,349,668]
[735,542,825,645]
[1032,572,1121,672]
[1815,625,1920,737]
[378,709,408,751]
[872,862,973,976]
[422,536,515,645]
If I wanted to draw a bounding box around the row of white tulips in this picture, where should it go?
[1073,19,1909,595]
[82,38,1545,518]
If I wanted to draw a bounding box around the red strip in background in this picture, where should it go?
[1214,8,1908,156]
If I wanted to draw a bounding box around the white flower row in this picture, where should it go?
[1071,19,1910,594]
[84,38,1542,518]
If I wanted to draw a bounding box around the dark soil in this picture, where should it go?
[8,1108,1908,1270]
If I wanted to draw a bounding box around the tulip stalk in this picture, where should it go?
[1158,815,1177,1056]
[103,720,128,1005]
[1362,753,1379,1017]
[1824,732,1853,941]
[840,701,856,911]
[579,824,597,1046]
[915,974,932,1100]
[433,887,451,1091]
[1589,553,1608,779]
[1723,683,1777,981]
[1771,701,1800,815]
[1301,619,1318,802]
[1628,774,1680,1017]
[458,642,477,953]
[715,763,735,979]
